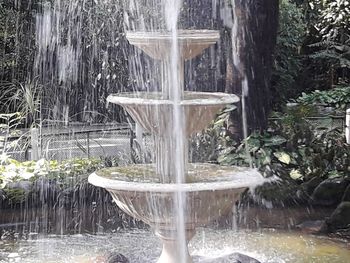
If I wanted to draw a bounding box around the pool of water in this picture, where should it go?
[0,228,349,263]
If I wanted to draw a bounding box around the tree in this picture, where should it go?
[271,0,306,109]
[224,0,279,132]
[294,0,350,90]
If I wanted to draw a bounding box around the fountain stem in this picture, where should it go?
[155,53,188,183]
[155,228,195,263]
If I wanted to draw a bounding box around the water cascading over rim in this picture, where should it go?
[89,25,264,263]
[107,30,239,183]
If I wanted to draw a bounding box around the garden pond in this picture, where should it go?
[0,228,349,263]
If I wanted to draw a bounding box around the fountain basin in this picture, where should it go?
[89,164,264,262]
[107,92,239,136]
[89,164,264,230]
[126,30,220,60]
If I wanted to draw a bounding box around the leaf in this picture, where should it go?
[222,105,237,113]
[274,151,291,164]
[217,154,235,165]
[327,171,343,179]
[246,136,261,152]
[263,135,287,146]
[213,118,226,127]
[290,169,303,180]
[258,154,271,166]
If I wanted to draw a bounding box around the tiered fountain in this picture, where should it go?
[89,29,264,263]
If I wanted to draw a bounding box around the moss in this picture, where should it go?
[96,163,252,184]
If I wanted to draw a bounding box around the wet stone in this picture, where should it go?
[326,201,350,232]
[342,184,350,202]
[310,178,350,206]
[197,253,261,263]
[296,220,326,234]
[106,252,129,263]
[301,177,323,196]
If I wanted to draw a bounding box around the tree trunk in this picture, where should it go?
[179,0,279,133]
[225,0,279,133]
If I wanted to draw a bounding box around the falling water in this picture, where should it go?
[163,0,188,260]
[231,0,252,167]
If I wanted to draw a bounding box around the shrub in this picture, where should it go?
[218,108,350,182]
[296,86,350,109]
[0,156,103,203]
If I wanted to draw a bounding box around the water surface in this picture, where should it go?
[1,229,349,263]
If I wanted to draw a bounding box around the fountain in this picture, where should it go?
[88,28,265,263]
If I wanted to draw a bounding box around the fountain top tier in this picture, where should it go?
[126,30,220,60]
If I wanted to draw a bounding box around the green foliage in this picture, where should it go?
[312,0,350,42]
[0,156,103,191]
[272,0,350,107]
[304,0,350,88]
[309,40,350,69]
[271,0,306,107]
[0,79,42,127]
[0,0,128,123]
[296,86,350,109]
[0,112,24,154]
[218,108,350,181]
[4,187,26,203]
[0,156,103,205]
[190,104,236,162]
[0,0,37,83]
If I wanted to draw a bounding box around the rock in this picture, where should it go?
[342,184,350,202]
[296,220,326,234]
[310,178,350,206]
[200,253,261,263]
[301,177,323,196]
[326,202,350,232]
[106,253,129,263]
[229,253,261,263]
[252,180,307,207]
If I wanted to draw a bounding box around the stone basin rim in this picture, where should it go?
[88,168,264,193]
[126,29,220,42]
[107,91,240,106]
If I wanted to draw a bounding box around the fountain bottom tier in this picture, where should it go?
[89,163,264,263]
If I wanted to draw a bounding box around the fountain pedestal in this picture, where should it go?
[156,229,195,263]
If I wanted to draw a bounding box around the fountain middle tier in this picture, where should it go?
[107,91,239,136]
